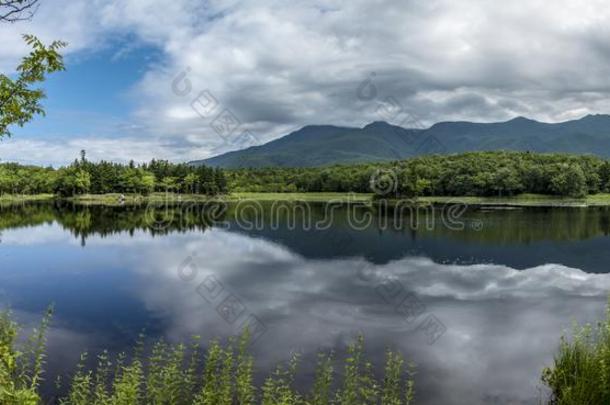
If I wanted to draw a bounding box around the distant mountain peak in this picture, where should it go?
[580,113,610,120]
[363,121,393,129]
[296,124,342,132]
[191,113,610,168]
[506,116,538,124]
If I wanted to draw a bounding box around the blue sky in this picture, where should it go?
[14,43,159,142]
[2,0,610,166]
[1,35,177,166]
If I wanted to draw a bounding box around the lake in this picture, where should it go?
[1,200,610,404]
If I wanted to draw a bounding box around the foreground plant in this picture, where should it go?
[543,302,610,404]
[0,310,417,405]
[0,307,52,405]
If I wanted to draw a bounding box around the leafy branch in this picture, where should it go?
[0,34,67,138]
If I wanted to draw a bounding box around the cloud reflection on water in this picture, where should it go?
[2,222,610,404]
[126,228,609,405]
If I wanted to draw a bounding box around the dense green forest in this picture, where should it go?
[0,152,228,196]
[227,151,610,198]
[2,151,610,198]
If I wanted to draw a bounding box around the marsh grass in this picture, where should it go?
[542,303,610,404]
[0,307,53,405]
[1,310,417,405]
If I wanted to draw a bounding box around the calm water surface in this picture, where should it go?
[2,202,610,404]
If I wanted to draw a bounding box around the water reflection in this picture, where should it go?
[1,203,610,404]
[4,201,610,271]
[126,230,609,404]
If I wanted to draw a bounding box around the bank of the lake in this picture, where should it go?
[0,193,55,204]
[46,192,610,207]
[65,192,374,205]
[416,193,595,207]
[5,192,610,207]
[67,192,610,207]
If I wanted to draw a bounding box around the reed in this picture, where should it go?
[0,310,418,405]
[543,302,610,404]
[0,307,52,405]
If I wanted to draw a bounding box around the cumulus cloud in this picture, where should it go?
[4,0,610,164]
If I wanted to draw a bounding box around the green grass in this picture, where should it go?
[68,193,217,206]
[542,302,610,404]
[0,309,417,405]
[227,192,374,203]
[9,192,610,207]
[0,194,54,204]
[66,192,375,205]
[581,193,610,205]
[416,194,592,207]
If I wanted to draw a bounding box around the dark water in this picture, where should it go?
[2,201,610,404]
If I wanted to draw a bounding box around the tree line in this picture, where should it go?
[0,152,227,196]
[2,151,610,198]
[227,151,610,198]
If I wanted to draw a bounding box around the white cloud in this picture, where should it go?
[4,0,610,164]
[0,136,213,166]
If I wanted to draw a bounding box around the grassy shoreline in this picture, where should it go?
[3,192,610,207]
[66,192,375,205]
[0,193,55,203]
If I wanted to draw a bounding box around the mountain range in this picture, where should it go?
[191,114,610,168]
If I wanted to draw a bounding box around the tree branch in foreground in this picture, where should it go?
[0,0,40,23]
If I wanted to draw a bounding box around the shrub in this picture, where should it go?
[543,302,610,404]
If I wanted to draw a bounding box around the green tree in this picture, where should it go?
[139,171,156,195]
[160,176,178,192]
[598,161,610,192]
[54,166,91,196]
[183,172,198,194]
[0,35,66,137]
[550,164,587,198]
[492,167,523,197]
